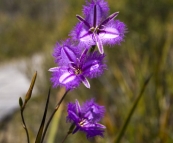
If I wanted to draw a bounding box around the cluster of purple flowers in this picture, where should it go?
[49,0,126,139]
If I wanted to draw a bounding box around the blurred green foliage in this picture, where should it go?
[0,0,173,143]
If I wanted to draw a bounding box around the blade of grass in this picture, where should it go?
[40,89,70,143]
[47,88,65,143]
[35,88,51,143]
[47,106,62,143]
[115,75,152,143]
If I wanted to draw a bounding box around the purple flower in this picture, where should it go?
[49,40,106,90]
[70,0,126,54]
[67,99,106,138]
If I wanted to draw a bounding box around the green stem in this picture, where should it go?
[41,89,70,143]
[61,133,70,143]
[61,123,75,143]
[21,106,30,143]
[115,75,152,143]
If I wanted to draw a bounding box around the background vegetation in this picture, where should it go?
[0,0,173,143]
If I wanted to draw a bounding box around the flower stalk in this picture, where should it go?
[19,72,37,143]
[61,123,76,143]
[20,107,30,143]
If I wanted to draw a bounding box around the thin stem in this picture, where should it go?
[41,90,70,143]
[61,123,75,143]
[115,75,152,143]
[61,133,70,143]
[21,106,30,143]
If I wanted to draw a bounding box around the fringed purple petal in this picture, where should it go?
[99,27,119,39]
[60,46,77,63]
[82,51,106,78]
[82,122,105,138]
[50,67,64,88]
[101,20,127,45]
[50,68,81,90]
[83,122,106,129]
[52,39,82,65]
[67,110,80,123]
[67,102,76,115]
[70,23,95,47]
[79,30,93,42]
[82,99,105,122]
[59,72,76,84]
[67,102,81,124]
[83,0,109,25]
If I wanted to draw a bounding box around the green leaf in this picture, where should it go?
[35,88,51,143]
[25,71,37,104]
